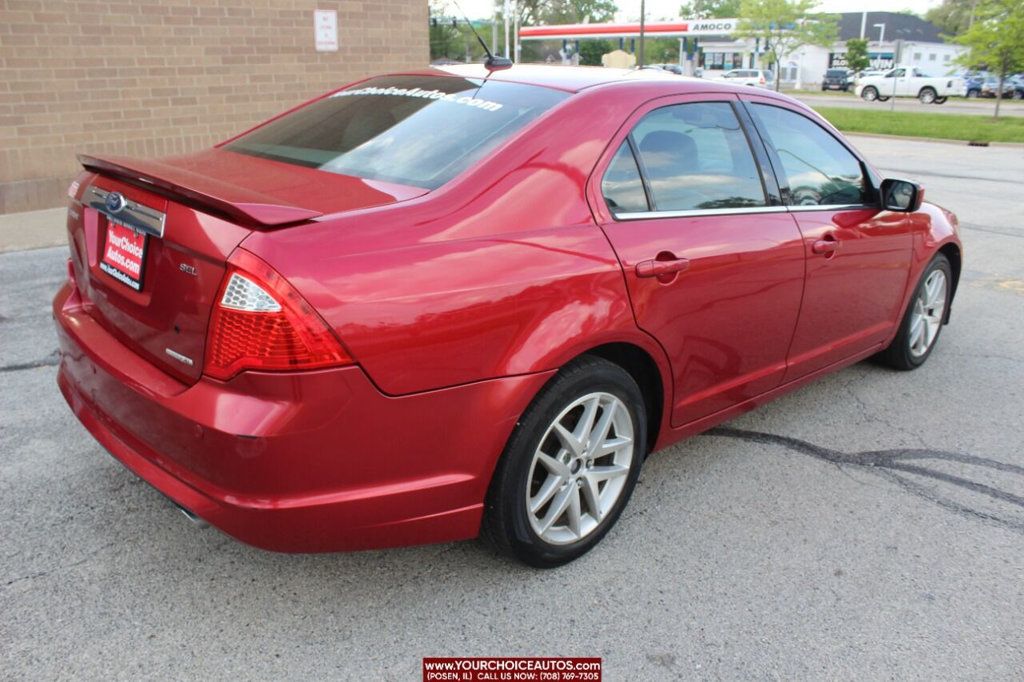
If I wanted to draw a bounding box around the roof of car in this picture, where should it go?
[389,64,788,98]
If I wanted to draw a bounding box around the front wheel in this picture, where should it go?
[481,356,646,567]
[862,86,879,101]
[876,254,952,370]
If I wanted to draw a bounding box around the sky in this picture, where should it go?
[454,0,945,21]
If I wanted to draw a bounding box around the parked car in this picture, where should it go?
[714,68,774,88]
[855,66,965,104]
[54,66,962,567]
[821,68,852,91]
[643,63,684,75]
[980,76,1016,98]
[964,74,984,98]
[1011,75,1024,99]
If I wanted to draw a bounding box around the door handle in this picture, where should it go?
[636,256,690,278]
[812,236,839,255]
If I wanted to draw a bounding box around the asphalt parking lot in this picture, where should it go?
[2,135,1022,679]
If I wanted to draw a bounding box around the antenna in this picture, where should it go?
[450,0,513,70]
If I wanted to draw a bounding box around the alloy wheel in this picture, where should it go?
[525,392,634,545]
[908,269,947,358]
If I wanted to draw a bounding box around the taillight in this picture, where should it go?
[204,249,352,381]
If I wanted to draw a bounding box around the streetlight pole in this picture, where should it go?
[874,23,897,111]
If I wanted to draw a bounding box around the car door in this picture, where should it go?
[591,95,805,427]
[741,97,914,380]
[890,67,912,96]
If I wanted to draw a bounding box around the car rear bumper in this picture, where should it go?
[53,281,552,552]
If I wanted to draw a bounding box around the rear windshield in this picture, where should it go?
[826,69,847,77]
[224,75,568,189]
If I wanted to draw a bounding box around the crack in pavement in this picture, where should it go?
[705,426,1024,535]
[3,542,116,588]
[0,351,60,373]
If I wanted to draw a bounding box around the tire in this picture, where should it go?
[878,95,890,102]
[967,89,979,99]
[876,254,952,370]
[481,356,647,567]
[862,86,878,101]
[919,87,937,104]
[934,96,948,104]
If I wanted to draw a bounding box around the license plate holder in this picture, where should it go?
[99,221,148,291]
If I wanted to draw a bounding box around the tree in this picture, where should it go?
[925,0,977,37]
[499,0,618,64]
[956,0,1024,117]
[734,0,838,91]
[579,39,616,65]
[679,0,742,18]
[500,0,616,26]
[845,37,870,73]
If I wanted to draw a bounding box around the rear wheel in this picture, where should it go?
[934,96,948,104]
[967,89,979,99]
[919,87,937,104]
[481,356,646,567]
[877,254,952,370]
[862,86,879,101]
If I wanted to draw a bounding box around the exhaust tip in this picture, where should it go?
[174,503,209,529]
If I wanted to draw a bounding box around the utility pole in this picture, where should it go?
[492,8,498,57]
[503,0,510,59]
[513,1,520,63]
[638,0,646,67]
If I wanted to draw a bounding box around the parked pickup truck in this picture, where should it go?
[855,67,966,104]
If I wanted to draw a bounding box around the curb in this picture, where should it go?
[843,131,1024,149]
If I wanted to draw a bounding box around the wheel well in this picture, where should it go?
[939,242,962,319]
[585,343,664,455]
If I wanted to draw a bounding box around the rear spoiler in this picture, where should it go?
[78,154,323,227]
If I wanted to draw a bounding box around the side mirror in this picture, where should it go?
[880,178,924,212]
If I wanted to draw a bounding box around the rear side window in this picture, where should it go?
[225,75,567,190]
[749,104,867,206]
[602,142,649,213]
[628,102,766,212]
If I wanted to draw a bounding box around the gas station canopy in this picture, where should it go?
[518,19,739,41]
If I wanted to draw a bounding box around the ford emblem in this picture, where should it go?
[105,191,127,214]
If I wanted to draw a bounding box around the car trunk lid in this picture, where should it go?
[67,151,427,385]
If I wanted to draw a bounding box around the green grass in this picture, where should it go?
[813,106,1024,143]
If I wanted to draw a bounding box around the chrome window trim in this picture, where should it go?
[612,203,878,221]
[786,203,875,212]
[614,205,787,220]
[86,185,166,238]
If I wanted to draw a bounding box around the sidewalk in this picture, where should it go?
[0,208,67,253]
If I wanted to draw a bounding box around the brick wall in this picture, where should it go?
[0,0,428,213]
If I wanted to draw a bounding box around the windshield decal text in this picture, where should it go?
[331,86,504,112]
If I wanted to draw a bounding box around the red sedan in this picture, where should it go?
[54,65,962,567]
